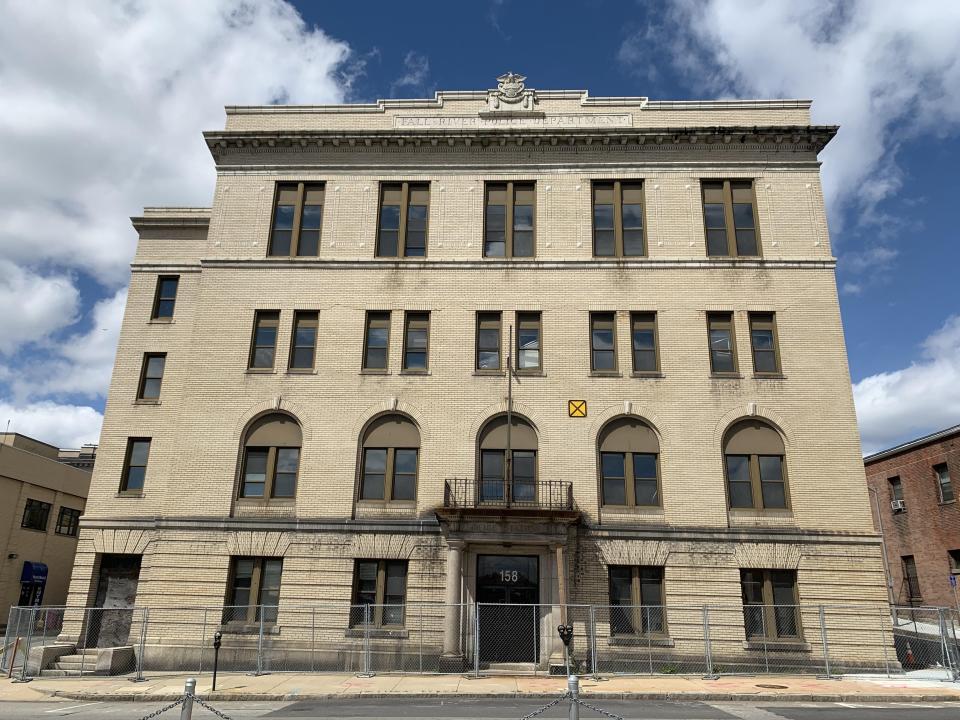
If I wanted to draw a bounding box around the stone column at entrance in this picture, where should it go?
[441,539,465,669]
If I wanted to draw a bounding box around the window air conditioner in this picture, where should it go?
[890,499,906,512]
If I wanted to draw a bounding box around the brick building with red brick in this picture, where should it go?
[864,424,960,609]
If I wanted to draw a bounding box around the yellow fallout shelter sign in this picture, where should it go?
[568,400,587,417]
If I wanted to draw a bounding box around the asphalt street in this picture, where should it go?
[2,698,959,720]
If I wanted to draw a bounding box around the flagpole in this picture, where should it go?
[506,324,513,506]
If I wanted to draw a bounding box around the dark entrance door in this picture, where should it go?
[87,554,142,648]
[476,555,539,663]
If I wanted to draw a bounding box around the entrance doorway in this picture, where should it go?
[476,555,539,663]
[87,554,142,647]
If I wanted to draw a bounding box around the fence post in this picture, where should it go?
[80,607,91,678]
[645,606,652,674]
[419,603,424,674]
[474,602,480,678]
[817,605,834,679]
[133,608,148,682]
[311,607,316,673]
[254,607,265,676]
[878,606,891,677]
[180,677,196,720]
[356,604,375,678]
[589,605,598,678]
[703,606,718,679]
[938,608,954,681]
[16,606,37,682]
[199,608,207,674]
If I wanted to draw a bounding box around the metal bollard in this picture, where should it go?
[180,677,196,720]
[567,674,579,720]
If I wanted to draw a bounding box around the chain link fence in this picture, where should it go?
[3,602,959,681]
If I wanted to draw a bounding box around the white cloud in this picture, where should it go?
[0,401,103,449]
[0,1,351,416]
[854,315,960,454]
[390,52,431,96]
[636,0,960,227]
[0,261,79,354]
[0,1,350,285]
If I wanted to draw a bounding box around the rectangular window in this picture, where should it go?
[592,181,646,257]
[137,353,166,400]
[120,438,151,493]
[363,311,391,370]
[55,507,81,536]
[484,182,535,258]
[949,549,960,573]
[601,452,660,507]
[707,312,738,375]
[351,559,408,627]
[289,311,318,370]
[360,448,419,501]
[590,312,617,372]
[516,312,541,372]
[749,312,780,375]
[902,555,922,602]
[248,311,280,369]
[702,180,759,257]
[608,566,665,635]
[376,182,429,257]
[740,569,799,640]
[402,312,430,371]
[476,312,502,371]
[151,276,179,320]
[726,454,787,509]
[21,499,51,531]
[225,557,283,624]
[269,182,324,257]
[630,312,658,374]
[239,446,299,499]
[935,463,954,503]
[889,476,904,503]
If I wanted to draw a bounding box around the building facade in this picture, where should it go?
[865,424,960,609]
[63,77,889,671]
[0,433,90,615]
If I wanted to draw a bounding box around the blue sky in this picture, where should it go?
[0,0,958,453]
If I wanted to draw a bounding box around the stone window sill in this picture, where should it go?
[286,368,316,375]
[399,370,431,376]
[590,371,622,378]
[345,627,408,640]
[939,500,957,506]
[148,318,174,325]
[710,373,743,380]
[221,623,280,636]
[360,369,390,376]
[608,635,674,648]
[134,399,161,405]
[115,491,144,498]
[245,368,276,375]
[473,370,505,377]
[630,372,664,379]
[743,639,810,652]
[753,373,786,380]
[356,500,417,508]
[515,370,545,377]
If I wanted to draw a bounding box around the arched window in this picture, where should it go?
[359,415,420,502]
[478,415,537,504]
[240,414,301,498]
[724,419,787,509]
[598,417,660,507]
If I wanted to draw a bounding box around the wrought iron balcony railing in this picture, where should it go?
[443,477,575,512]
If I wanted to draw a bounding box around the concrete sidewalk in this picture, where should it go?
[3,672,960,704]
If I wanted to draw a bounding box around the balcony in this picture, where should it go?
[441,477,578,519]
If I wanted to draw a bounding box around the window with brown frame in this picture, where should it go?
[288,311,318,370]
[137,353,166,400]
[376,183,429,257]
[724,420,788,509]
[702,180,760,257]
[630,312,659,374]
[516,312,541,373]
[592,181,646,257]
[350,559,408,627]
[238,414,301,499]
[740,569,800,640]
[120,438,151,493]
[935,463,955,503]
[363,311,391,370]
[591,312,617,372]
[478,415,538,504]
[599,417,660,507]
[901,555,922,603]
[889,476,904,507]
[55,507,81,537]
[359,415,420,502]
[707,312,738,375]
[268,182,324,257]
[476,312,502,371]
[151,276,179,320]
[402,312,429,371]
[608,566,665,635]
[224,557,283,624]
[484,182,535,258]
[21,499,51,531]
[749,312,781,375]
[248,311,280,369]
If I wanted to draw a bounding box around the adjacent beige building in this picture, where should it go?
[63,76,890,672]
[1,433,90,616]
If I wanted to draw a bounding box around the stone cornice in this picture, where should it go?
[204,124,838,164]
[128,258,837,273]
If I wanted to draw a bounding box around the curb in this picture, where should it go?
[38,689,960,703]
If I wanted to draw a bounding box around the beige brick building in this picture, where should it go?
[63,76,891,673]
